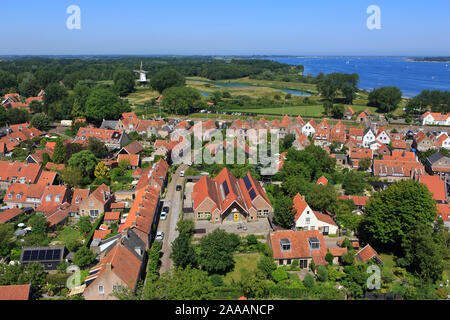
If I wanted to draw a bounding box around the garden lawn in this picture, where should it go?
[55,226,82,245]
[223,253,260,284]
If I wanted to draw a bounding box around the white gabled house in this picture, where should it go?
[302,120,317,137]
[375,128,390,145]
[421,112,450,126]
[362,128,377,148]
[292,193,338,236]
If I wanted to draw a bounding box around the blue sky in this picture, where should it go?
[1,0,449,55]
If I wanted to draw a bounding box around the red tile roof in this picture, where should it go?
[93,229,111,240]
[317,176,328,186]
[355,244,382,263]
[0,161,42,184]
[419,175,446,202]
[37,171,57,186]
[270,230,328,264]
[338,195,370,206]
[84,243,143,293]
[349,148,373,159]
[437,204,450,222]
[0,208,22,224]
[0,284,31,300]
[117,154,140,167]
[104,211,121,221]
[329,247,348,257]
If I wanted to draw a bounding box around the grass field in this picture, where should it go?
[55,226,82,245]
[126,87,160,105]
[223,253,261,284]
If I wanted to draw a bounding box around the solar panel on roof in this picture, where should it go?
[222,181,229,196]
[30,250,38,261]
[45,250,54,260]
[38,250,46,260]
[53,250,61,260]
[249,188,256,200]
[243,175,252,190]
[22,251,31,261]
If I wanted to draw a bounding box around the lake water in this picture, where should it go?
[189,79,310,96]
[268,57,450,98]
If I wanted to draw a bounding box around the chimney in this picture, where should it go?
[106,262,112,272]
[132,222,136,228]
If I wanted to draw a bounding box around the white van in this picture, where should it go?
[179,170,185,177]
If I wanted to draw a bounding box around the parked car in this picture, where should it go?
[163,206,169,213]
[176,185,182,191]
[180,170,185,177]
[156,231,164,241]
[160,212,167,220]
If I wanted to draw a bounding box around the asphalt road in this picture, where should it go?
[158,164,188,273]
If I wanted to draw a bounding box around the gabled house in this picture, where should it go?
[426,151,450,177]
[433,132,450,150]
[117,141,144,155]
[421,112,450,126]
[344,107,355,120]
[191,168,273,224]
[79,184,113,221]
[292,193,338,235]
[0,161,42,190]
[268,230,328,268]
[362,128,377,148]
[293,128,310,151]
[329,121,346,145]
[348,127,364,145]
[314,119,330,147]
[302,120,317,137]
[117,154,140,170]
[83,230,146,300]
[348,148,373,169]
[355,244,383,264]
[375,127,390,145]
[74,127,129,150]
[413,131,433,152]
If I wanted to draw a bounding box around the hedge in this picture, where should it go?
[84,213,105,247]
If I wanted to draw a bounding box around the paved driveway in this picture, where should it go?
[158,164,188,273]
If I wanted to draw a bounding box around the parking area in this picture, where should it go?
[193,218,272,238]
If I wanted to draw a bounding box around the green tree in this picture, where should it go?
[85,87,130,122]
[176,219,195,237]
[113,69,136,96]
[358,158,372,172]
[257,255,277,279]
[273,195,294,229]
[0,224,15,256]
[342,171,366,195]
[94,161,110,180]
[73,247,95,268]
[43,82,68,106]
[52,138,67,164]
[317,265,329,282]
[19,262,47,291]
[28,215,48,236]
[368,86,402,113]
[239,271,269,298]
[272,268,289,283]
[68,150,98,178]
[150,69,185,94]
[171,234,197,269]
[360,180,438,254]
[77,216,92,235]
[198,229,235,274]
[306,184,337,212]
[144,266,214,300]
[398,221,448,284]
[88,138,109,159]
[161,86,203,115]
[303,273,315,288]
[60,166,83,187]
[30,113,51,131]
[325,251,334,265]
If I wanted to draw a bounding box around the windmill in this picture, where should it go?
[134,61,148,86]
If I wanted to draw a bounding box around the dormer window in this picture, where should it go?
[280,239,291,252]
[308,237,320,250]
[46,194,52,202]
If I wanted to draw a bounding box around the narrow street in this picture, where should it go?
[158,164,188,273]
